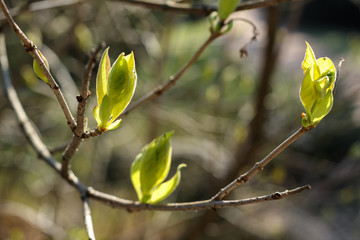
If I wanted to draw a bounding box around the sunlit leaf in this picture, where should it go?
[218,0,240,20]
[148,163,187,204]
[139,132,173,197]
[130,153,143,201]
[96,47,111,107]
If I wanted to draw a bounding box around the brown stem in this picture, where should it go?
[119,32,221,118]
[0,0,77,130]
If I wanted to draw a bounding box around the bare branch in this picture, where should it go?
[87,185,311,211]
[212,127,310,201]
[119,32,221,118]
[61,43,105,177]
[76,43,105,135]
[111,0,305,16]
[0,0,85,21]
[0,0,77,130]
[82,196,96,240]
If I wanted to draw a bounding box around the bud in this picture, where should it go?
[218,0,240,20]
[130,132,186,204]
[93,48,137,132]
[33,50,49,84]
[299,42,336,128]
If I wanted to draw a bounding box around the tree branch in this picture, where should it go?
[87,185,311,211]
[82,196,96,240]
[0,0,77,130]
[212,127,310,201]
[111,0,304,16]
[0,0,85,21]
[61,43,105,177]
[119,31,221,118]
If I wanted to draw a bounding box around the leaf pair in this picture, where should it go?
[131,132,186,204]
[300,42,336,128]
[93,48,137,132]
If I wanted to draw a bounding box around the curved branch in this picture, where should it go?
[61,43,105,177]
[111,0,305,16]
[87,185,311,211]
[212,127,309,201]
[0,0,77,130]
[119,32,221,118]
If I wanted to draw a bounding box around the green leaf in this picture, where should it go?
[300,67,316,115]
[96,47,111,107]
[218,0,240,20]
[106,119,122,131]
[99,94,111,129]
[33,51,49,84]
[139,132,173,197]
[108,52,137,119]
[147,163,187,204]
[310,90,333,124]
[302,42,320,79]
[130,152,143,201]
[93,105,101,126]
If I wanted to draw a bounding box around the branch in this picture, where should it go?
[0,0,85,21]
[87,185,311,211]
[82,196,96,240]
[0,0,77,130]
[119,31,221,118]
[111,0,304,16]
[212,127,309,201]
[61,43,105,177]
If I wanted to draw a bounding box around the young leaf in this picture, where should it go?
[218,0,240,20]
[139,132,173,197]
[147,163,187,204]
[96,47,111,107]
[299,42,337,128]
[130,153,143,201]
[108,52,137,119]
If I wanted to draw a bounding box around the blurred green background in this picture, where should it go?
[1,0,360,239]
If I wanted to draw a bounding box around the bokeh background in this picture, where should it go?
[1,0,360,239]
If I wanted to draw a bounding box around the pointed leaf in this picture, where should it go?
[218,0,240,20]
[147,163,187,204]
[96,47,111,107]
[106,119,122,131]
[131,152,143,201]
[93,105,101,126]
[139,132,174,196]
[300,67,316,114]
[108,52,137,119]
[99,94,111,129]
[310,90,333,124]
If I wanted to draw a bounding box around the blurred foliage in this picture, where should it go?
[1,0,360,239]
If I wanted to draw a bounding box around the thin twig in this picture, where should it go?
[212,127,309,201]
[0,0,84,21]
[76,43,105,135]
[229,18,259,58]
[0,0,77,130]
[87,185,311,211]
[119,32,221,118]
[112,0,304,16]
[82,196,96,240]
[61,43,105,177]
